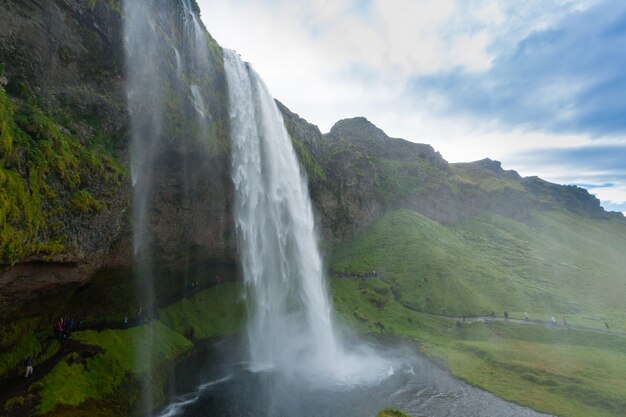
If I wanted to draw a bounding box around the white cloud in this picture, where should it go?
[449,31,493,71]
[588,185,626,205]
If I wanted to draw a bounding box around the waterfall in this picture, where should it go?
[224,49,337,370]
[123,0,215,412]
[224,50,387,382]
[123,1,388,407]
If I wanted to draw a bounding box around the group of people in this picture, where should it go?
[442,309,578,326]
[53,317,81,345]
[23,317,82,379]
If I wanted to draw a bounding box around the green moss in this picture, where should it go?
[0,317,60,380]
[159,282,245,339]
[86,0,121,13]
[72,190,105,213]
[377,409,411,417]
[0,88,124,264]
[291,137,326,182]
[3,395,26,412]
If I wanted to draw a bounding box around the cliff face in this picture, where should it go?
[0,0,239,319]
[1,0,624,359]
[0,0,129,314]
[281,111,623,240]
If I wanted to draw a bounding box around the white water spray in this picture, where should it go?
[190,84,208,118]
[181,0,209,69]
[224,50,389,383]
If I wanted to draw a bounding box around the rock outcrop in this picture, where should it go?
[0,0,237,319]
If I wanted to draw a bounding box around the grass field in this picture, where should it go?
[330,208,626,417]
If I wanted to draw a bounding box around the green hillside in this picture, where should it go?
[330,208,626,417]
[331,209,626,329]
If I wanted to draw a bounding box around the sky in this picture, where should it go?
[197,0,626,214]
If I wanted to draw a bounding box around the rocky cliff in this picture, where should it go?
[280,111,622,241]
[0,0,238,321]
[1,0,624,403]
[0,0,129,315]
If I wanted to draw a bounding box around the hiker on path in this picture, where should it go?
[24,356,33,378]
[551,316,556,325]
[504,311,509,320]
[524,312,529,321]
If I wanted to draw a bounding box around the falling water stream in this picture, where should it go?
[224,49,344,378]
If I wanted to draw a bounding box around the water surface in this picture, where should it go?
[158,339,552,417]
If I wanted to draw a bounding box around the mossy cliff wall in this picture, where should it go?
[0,0,236,320]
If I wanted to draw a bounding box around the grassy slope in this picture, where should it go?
[2,282,243,416]
[330,209,626,417]
[332,209,626,328]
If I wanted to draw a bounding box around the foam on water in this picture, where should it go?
[155,375,233,417]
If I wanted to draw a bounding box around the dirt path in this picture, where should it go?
[0,319,140,414]
[439,314,626,337]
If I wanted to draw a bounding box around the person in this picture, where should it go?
[504,311,509,320]
[551,316,556,325]
[490,310,496,319]
[24,356,33,378]
[137,306,144,325]
[605,322,610,330]
[441,308,446,316]
[55,319,63,341]
[524,312,529,321]
[124,316,128,327]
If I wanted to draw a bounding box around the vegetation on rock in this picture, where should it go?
[0,87,123,264]
[376,409,411,417]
